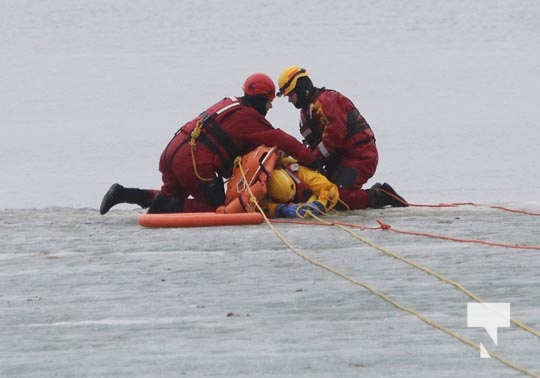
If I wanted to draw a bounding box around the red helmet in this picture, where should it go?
[242,73,276,101]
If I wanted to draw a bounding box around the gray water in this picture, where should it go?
[2,1,540,377]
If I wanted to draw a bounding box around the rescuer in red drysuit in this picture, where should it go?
[99,73,319,214]
[276,66,408,210]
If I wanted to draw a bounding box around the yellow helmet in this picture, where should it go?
[267,169,296,202]
[276,66,309,97]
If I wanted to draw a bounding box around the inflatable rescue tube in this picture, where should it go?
[138,212,263,228]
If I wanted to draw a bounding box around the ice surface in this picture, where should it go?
[2,206,540,377]
[1,1,540,377]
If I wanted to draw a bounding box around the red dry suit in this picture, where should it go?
[158,96,316,212]
[299,88,378,209]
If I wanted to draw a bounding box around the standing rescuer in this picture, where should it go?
[276,66,408,210]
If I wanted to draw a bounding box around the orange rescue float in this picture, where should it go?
[138,145,278,228]
[138,212,263,228]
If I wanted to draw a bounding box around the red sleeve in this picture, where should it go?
[314,92,350,160]
[225,108,316,166]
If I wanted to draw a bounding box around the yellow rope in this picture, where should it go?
[310,214,540,338]
[268,216,538,376]
[234,157,260,213]
[236,161,538,376]
[189,120,213,182]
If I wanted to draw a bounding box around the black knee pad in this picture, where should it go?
[330,166,357,189]
[201,177,226,207]
[147,193,185,214]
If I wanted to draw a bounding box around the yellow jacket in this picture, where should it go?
[265,163,339,218]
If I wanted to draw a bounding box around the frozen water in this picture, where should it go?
[2,206,540,377]
[1,1,540,377]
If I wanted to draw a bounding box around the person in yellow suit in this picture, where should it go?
[217,145,339,218]
[263,158,339,218]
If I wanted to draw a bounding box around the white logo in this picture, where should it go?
[467,303,510,358]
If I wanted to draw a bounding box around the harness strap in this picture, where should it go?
[189,100,242,179]
[281,164,313,203]
[346,108,374,137]
[196,116,241,175]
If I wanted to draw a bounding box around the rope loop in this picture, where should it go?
[189,119,203,146]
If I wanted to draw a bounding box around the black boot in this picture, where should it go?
[99,183,154,215]
[367,182,408,208]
